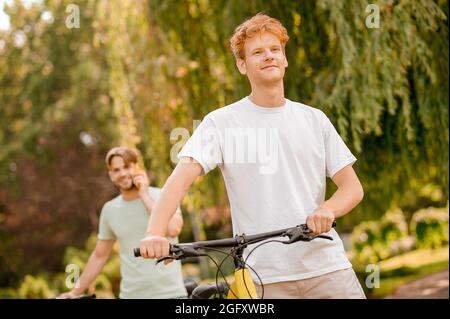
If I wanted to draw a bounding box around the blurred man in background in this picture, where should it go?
[58,146,187,299]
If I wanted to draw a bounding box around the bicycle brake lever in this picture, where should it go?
[155,246,183,265]
[156,256,177,265]
[155,245,203,265]
[282,225,334,244]
[314,235,333,241]
[282,225,312,244]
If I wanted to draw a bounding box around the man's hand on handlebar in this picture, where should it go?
[56,290,82,299]
[139,234,171,261]
[306,208,336,236]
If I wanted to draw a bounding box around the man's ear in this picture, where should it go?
[107,169,113,181]
[236,58,247,75]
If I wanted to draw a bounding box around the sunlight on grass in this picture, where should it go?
[362,247,449,298]
[378,246,449,271]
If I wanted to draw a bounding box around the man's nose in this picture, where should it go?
[119,170,128,177]
[263,49,274,61]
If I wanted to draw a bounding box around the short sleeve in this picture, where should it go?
[177,116,223,175]
[98,204,116,240]
[321,112,357,178]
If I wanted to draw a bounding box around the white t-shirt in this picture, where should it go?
[178,96,356,284]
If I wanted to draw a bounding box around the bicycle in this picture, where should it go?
[134,221,336,299]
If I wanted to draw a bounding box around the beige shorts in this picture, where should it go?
[255,268,366,299]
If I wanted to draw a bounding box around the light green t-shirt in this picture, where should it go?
[98,186,187,299]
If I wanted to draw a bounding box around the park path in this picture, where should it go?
[385,270,448,299]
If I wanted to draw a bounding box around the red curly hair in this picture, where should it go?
[229,13,290,60]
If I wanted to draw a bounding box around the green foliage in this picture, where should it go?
[0,287,20,299]
[17,274,56,299]
[380,208,409,244]
[0,233,120,298]
[62,233,120,297]
[352,204,449,264]
[410,206,449,249]
[351,207,413,264]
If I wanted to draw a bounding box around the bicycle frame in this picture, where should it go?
[227,268,257,299]
[225,245,258,299]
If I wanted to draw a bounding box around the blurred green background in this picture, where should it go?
[0,0,448,298]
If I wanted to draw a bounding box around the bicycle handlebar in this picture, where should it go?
[134,220,336,262]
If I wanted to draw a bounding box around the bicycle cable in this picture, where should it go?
[198,246,239,298]
[244,239,286,299]
[202,239,286,299]
[209,246,265,299]
[196,246,264,299]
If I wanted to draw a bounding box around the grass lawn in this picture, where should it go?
[355,246,449,298]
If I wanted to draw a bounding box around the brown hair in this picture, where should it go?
[105,146,139,170]
[229,13,289,60]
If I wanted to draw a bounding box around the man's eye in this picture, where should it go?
[254,51,262,55]
[272,48,280,51]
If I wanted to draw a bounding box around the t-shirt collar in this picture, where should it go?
[245,96,289,113]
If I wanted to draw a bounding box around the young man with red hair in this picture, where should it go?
[139,14,366,298]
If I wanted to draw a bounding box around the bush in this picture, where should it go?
[410,206,449,249]
[17,274,56,299]
[0,287,20,299]
[60,233,120,298]
[351,208,413,264]
[379,208,414,256]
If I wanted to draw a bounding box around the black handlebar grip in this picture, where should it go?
[134,248,141,257]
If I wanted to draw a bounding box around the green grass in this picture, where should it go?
[369,259,448,298]
[378,246,449,271]
[355,246,449,298]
